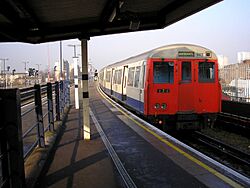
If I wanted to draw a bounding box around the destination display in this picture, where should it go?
[178,51,195,57]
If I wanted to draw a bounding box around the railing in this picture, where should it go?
[0,80,70,188]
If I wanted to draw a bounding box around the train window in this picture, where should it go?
[153,62,174,84]
[134,66,141,88]
[113,70,117,84]
[128,67,135,86]
[182,62,191,81]
[113,70,121,84]
[141,64,146,88]
[106,71,111,82]
[117,69,122,84]
[199,62,215,82]
[99,71,103,81]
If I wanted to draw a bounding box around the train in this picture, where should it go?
[99,44,221,130]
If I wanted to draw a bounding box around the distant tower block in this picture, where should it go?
[217,55,229,69]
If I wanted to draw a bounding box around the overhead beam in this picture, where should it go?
[100,0,117,22]
[0,0,41,33]
[158,0,189,28]
[0,0,22,25]
[158,0,222,28]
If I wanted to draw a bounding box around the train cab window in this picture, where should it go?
[128,67,135,86]
[153,62,174,84]
[182,62,191,81]
[198,62,215,82]
[134,66,141,88]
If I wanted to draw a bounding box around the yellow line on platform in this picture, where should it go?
[97,86,244,188]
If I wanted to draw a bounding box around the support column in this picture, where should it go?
[73,57,79,109]
[81,39,90,140]
[66,61,70,106]
[0,89,26,187]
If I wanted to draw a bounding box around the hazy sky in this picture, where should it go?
[0,0,250,72]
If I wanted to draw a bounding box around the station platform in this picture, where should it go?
[36,82,244,188]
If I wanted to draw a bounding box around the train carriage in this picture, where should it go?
[99,44,221,130]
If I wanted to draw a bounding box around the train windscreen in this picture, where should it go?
[182,62,192,81]
[198,62,215,82]
[153,62,174,84]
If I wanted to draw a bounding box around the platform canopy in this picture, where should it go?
[0,0,221,43]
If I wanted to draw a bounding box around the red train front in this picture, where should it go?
[144,44,221,130]
[99,44,221,130]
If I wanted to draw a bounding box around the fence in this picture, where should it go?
[0,80,70,188]
[220,63,250,102]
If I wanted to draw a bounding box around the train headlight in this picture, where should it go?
[154,103,160,109]
[161,103,167,109]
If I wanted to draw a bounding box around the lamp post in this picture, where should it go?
[6,66,10,88]
[68,44,81,109]
[60,41,63,80]
[23,61,29,86]
[36,64,41,84]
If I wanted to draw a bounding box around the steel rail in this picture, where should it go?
[194,131,250,166]
[22,123,38,139]
[43,111,48,119]
[23,140,39,159]
[44,124,50,132]
[220,112,250,121]
[21,106,36,117]
[0,178,7,188]
[42,100,48,106]
[20,89,35,95]
[90,109,137,188]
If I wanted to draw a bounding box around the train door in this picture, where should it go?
[178,61,195,112]
[122,66,128,100]
[147,60,177,115]
[139,62,146,112]
[110,68,114,95]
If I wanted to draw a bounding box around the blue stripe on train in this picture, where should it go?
[110,90,144,113]
[100,85,144,113]
[126,95,144,113]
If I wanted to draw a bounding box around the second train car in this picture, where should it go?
[99,44,221,130]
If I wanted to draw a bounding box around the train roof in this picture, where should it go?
[102,44,217,70]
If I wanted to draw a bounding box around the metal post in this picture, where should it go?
[36,63,41,84]
[73,57,79,109]
[236,64,239,101]
[60,41,63,80]
[55,81,60,121]
[0,89,26,187]
[23,61,29,87]
[47,83,54,131]
[81,39,90,140]
[60,80,64,112]
[68,44,80,109]
[64,80,68,107]
[66,61,70,106]
[34,84,45,147]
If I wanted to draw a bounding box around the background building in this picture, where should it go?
[220,59,250,102]
[237,52,250,63]
[217,55,229,69]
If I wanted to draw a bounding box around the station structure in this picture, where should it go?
[2,1,249,188]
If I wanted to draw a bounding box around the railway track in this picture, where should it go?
[194,131,250,166]
[218,112,250,131]
[192,131,250,177]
